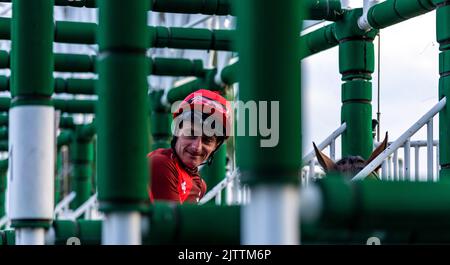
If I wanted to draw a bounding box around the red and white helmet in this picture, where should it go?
[173,89,232,139]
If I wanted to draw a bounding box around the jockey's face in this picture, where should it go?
[175,123,219,169]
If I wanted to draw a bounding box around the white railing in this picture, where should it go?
[301,123,347,185]
[379,140,439,182]
[66,193,100,220]
[54,191,76,218]
[352,97,446,181]
[199,169,242,205]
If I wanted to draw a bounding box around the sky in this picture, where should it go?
[302,9,439,178]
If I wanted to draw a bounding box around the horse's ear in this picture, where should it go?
[366,132,388,171]
[313,142,335,172]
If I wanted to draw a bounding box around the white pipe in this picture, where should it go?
[436,145,440,181]
[302,123,347,165]
[300,184,322,224]
[242,185,299,244]
[308,160,314,186]
[199,169,240,205]
[69,193,98,220]
[102,212,141,245]
[357,0,381,31]
[330,139,336,161]
[393,150,398,181]
[381,160,387,180]
[387,156,392,181]
[352,98,446,181]
[54,191,76,217]
[414,146,420,181]
[398,159,404,181]
[404,139,411,180]
[427,119,434,182]
[16,228,46,245]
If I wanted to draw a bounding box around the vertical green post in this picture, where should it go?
[437,0,450,179]
[200,143,227,203]
[0,159,7,223]
[149,90,171,150]
[97,0,150,244]
[335,10,378,159]
[9,0,54,245]
[235,0,302,244]
[70,126,94,214]
[55,150,63,206]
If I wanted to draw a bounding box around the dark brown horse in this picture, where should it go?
[313,132,388,180]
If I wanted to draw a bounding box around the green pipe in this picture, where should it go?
[220,61,238,85]
[335,9,377,159]
[54,78,96,95]
[70,126,95,212]
[313,177,450,230]
[0,159,7,221]
[0,113,6,126]
[52,220,101,245]
[235,0,302,185]
[0,0,234,15]
[303,0,343,21]
[200,143,227,203]
[0,230,15,245]
[97,0,150,214]
[54,53,96,73]
[151,0,234,15]
[149,90,171,150]
[9,0,54,232]
[150,26,235,51]
[59,116,76,129]
[438,1,450,179]
[57,130,73,148]
[0,17,236,50]
[53,98,96,114]
[300,23,338,60]
[0,127,7,140]
[151,57,206,77]
[166,69,223,104]
[144,203,240,244]
[0,141,7,152]
[367,0,436,29]
[55,150,63,206]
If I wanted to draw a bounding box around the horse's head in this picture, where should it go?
[313,132,388,180]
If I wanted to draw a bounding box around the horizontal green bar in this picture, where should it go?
[0,0,235,15]
[54,77,96,95]
[315,177,450,230]
[367,0,436,29]
[53,98,96,113]
[57,130,73,148]
[0,18,236,50]
[151,57,206,77]
[300,23,338,59]
[304,0,343,21]
[220,60,238,85]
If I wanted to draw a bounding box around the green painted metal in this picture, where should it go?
[0,127,7,140]
[367,0,436,29]
[151,0,234,15]
[97,0,150,213]
[314,177,450,230]
[166,69,223,104]
[304,0,343,21]
[145,203,240,244]
[0,140,7,152]
[54,78,96,95]
[0,0,234,15]
[70,125,95,212]
[200,143,227,200]
[438,2,450,179]
[0,17,236,50]
[53,98,96,114]
[300,23,338,59]
[0,159,7,220]
[0,229,15,245]
[57,130,73,148]
[54,53,95,73]
[151,57,205,77]
[149,90,171,150]
[52,220,101,245]
[335,9,377,159]
[55,150,63,206]
[150,26,235,51]
[220,61,238,85]
[11,0,54,102]
[235,0,302,185]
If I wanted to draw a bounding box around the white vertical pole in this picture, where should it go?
[436,144,440,181]
[308,160,315,186]
[381,160,387,180]
[393,151,398,181]
[404,139,411,180]
[102,212,141,245]
[427,119,434,182]
[415,146,420,181]
[387,156,392,181]
[330,140,336,161]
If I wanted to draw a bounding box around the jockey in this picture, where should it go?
[147,89,232,204]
